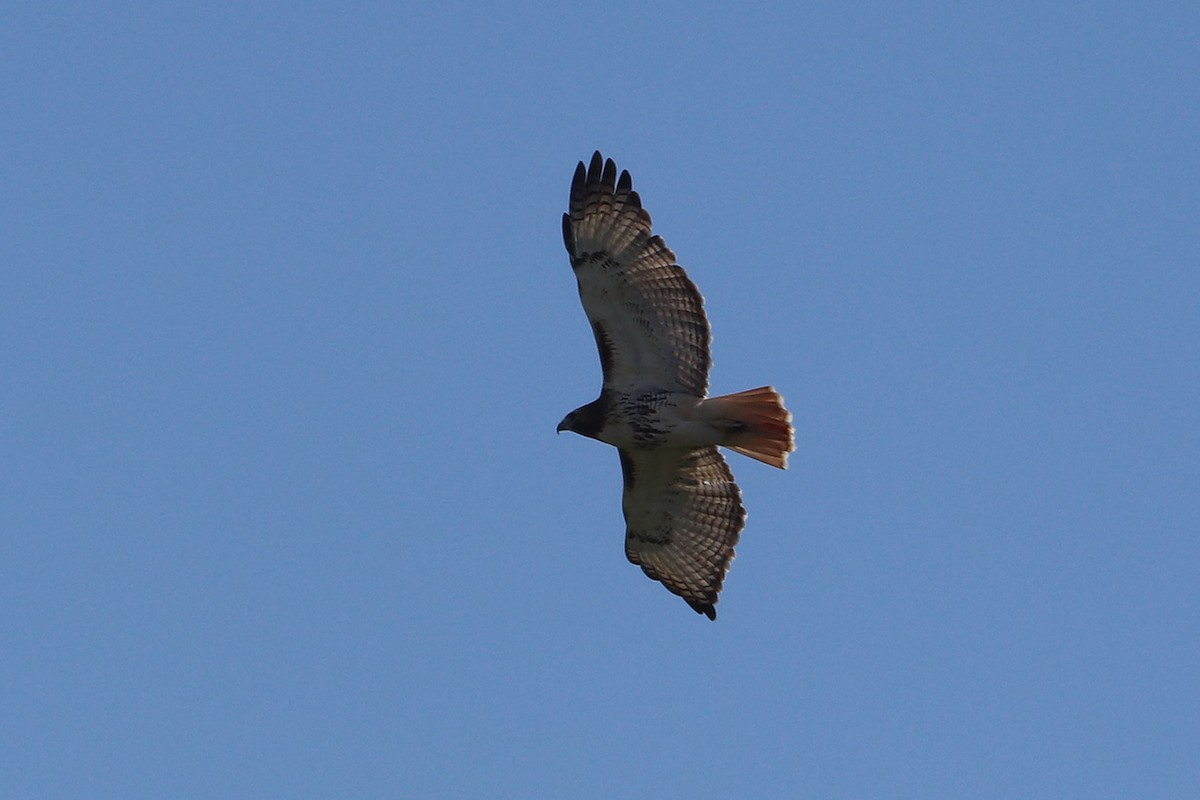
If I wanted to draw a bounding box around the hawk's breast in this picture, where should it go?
[596,391,719,451]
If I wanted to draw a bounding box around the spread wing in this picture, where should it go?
[619,446,746,619]
[563,151,711,396]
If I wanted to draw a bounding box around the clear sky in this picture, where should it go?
[3,3,1197,797]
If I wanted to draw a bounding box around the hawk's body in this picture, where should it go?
[558,152,794,620]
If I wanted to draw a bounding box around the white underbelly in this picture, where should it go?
[597,392,720,450]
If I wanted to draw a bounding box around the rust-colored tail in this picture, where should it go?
[702,386,794,469]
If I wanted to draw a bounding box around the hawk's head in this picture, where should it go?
[557,397,607,439]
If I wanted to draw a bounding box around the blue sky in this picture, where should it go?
[3,3,1197,797]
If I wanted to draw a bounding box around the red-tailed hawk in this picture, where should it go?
[557,152,794,620]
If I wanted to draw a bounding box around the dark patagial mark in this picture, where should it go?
[591,321,616,381]
[618,449,637,491]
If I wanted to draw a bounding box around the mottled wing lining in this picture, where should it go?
[563,152,711,395]
[619,446,746,619]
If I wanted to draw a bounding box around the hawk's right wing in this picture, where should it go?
[563,151,712,396]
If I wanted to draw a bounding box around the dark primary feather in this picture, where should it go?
[562,151,712,396]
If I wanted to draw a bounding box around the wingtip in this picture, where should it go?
[600,155,617,190]
[687,599,718,620]
[588,150,604,180]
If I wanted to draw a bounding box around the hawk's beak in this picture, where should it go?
[556,416,570,434]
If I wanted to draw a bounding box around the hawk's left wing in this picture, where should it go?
[619,446,746,619]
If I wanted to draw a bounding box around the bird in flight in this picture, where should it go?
[557,152,794,619]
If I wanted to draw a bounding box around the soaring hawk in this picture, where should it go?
[557,151,793,619]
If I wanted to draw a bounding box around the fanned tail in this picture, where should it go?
[702,386,794,469]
